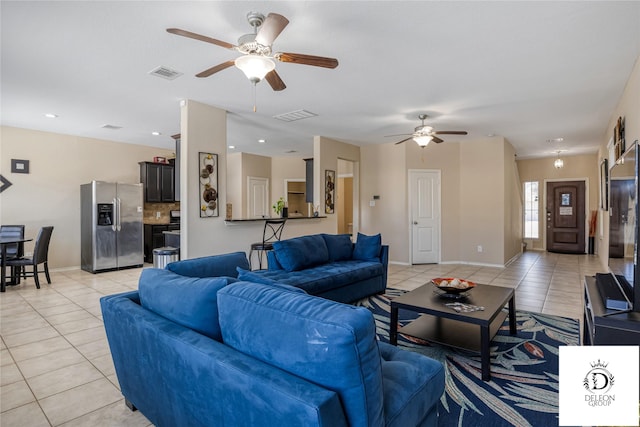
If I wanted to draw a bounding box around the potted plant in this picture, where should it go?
[272,197,288,218]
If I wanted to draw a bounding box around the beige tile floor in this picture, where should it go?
[0,250,601,426]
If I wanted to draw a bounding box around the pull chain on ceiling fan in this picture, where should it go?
[386,114,468,147]
[167,11,339,94]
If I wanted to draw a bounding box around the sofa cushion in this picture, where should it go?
[245,260,383,295]
[273,235,329,272]
[322,234,353,262]
[218,282,384,427]
[166,251,249,278]
[352,233,382,261]
[138,268,234,341]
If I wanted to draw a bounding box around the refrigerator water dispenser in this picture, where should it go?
[97,203,113,226]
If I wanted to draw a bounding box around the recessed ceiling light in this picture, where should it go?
[258,139,266,144]
[228,145,236,149]
[44,113,58,118]
[487,133,495,137]
[546,137,564,143]
[151,131,161,136]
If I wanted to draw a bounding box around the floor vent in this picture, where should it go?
[148,66,183,80]
[273,110,318,122]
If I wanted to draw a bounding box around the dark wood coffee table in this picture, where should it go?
[390,283,517,381]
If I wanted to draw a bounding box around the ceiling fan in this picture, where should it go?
[167,12,339,91]
[388,114,468,147]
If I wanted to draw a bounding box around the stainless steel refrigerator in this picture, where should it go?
[81,181,143,273]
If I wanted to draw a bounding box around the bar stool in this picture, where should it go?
[249,219,286,270]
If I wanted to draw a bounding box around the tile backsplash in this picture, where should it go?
[143,202,180,224]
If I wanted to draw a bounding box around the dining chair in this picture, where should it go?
[249,219,286,270]
[7,226,54,289]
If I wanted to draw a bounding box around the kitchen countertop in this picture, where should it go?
[144,221,179,226]
[225,216,326,222]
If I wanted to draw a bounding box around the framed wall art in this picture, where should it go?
[199,152,219,217]
[325,169,335,214]
[11,159,29,174]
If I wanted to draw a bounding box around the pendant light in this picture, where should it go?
[554,150,564,169]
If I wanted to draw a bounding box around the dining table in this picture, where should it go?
[0,237,32,292]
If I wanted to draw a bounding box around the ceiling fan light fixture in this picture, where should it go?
[413,135,433,146]
[235,55,275,83]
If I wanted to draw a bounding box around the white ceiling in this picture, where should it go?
[2,1,639,159]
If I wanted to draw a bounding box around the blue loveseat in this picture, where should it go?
[101,253,445,427]
[238,233,389,303]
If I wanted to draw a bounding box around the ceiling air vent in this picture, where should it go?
[101,124,122,130]
[148,66,183,81]
[273,110,318,122]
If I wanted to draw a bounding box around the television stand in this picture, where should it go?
[584,276,640,345]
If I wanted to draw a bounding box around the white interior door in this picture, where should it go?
[247,177,269,218]
[409,170,441,264]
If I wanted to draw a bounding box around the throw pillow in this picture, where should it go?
[321,233,353,262]
[352,233,382,261]
[138,268,235,341]
[273,235,329,272]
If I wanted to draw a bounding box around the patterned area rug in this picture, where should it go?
[355,289,580,427]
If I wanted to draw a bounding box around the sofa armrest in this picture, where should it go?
[100,292,347,427]
[166,251,250,278]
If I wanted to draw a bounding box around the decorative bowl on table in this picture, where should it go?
[431,278,476,295]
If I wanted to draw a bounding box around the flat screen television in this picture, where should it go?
[606,140,640,313]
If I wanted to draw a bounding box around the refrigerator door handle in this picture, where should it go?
[112,199,117,232]
[116,197,122,232]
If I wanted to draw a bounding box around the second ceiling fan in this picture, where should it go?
[167,11,339,91]
[388,114,468,147]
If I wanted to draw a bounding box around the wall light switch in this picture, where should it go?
[369,200,376,207]
[477,245,483,253]
[156,212,161,219]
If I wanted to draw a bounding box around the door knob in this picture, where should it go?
[413,221,418,225]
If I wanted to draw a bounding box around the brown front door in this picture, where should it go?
[546,181,586,253]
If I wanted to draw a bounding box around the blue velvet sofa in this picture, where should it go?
[237,233,389,303]
[101,264,445,427]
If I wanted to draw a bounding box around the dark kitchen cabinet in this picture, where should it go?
[144,224,180,263]
[140,162,175,202]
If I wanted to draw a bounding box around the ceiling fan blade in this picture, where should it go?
[196,60,235,78]
[394,137,414,145]
[167,28,236,49]
[434,131,468,135]
[385,133,413,138]
[265,70,286,91]
[275,52,339,69]
[432,136,444,144]
[255,13,289,46]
